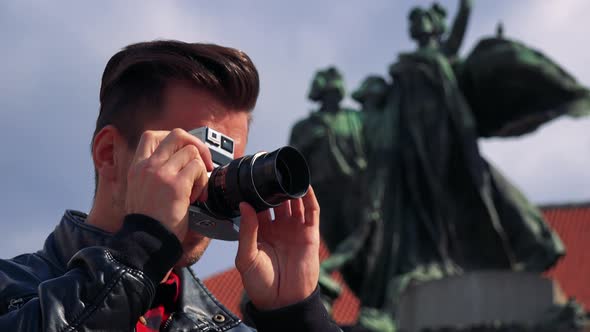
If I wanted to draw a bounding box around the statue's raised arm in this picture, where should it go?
[441,0,473,57]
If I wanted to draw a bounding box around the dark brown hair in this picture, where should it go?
[92,40,259,187]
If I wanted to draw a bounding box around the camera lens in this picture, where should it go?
[205,146,310,218]
[276,159,291,192]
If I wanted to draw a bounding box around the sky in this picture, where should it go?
[0,1,588,278]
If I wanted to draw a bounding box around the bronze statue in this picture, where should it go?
[410,0,472,60]
[289,66,367,254]
[288,1,590,331]
[289,68,377,317]
[357,0,590,314]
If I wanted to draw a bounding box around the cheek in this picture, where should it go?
[235,147,246,159]
[233,132,248,158]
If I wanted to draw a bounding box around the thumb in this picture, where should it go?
[235,202,259,273]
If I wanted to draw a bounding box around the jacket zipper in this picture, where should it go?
[162,313,175,331]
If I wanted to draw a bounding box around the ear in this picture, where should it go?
[92,125,121,183]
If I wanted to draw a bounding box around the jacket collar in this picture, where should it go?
[42,210,112,270]
[176,268,242,330]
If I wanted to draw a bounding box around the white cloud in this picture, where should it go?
[481,117,590,203]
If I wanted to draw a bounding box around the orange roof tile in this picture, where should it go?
[544,203,590,311]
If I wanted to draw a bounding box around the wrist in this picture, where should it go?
[246,286,338,332]
[124,207,187,241]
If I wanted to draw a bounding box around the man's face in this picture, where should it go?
[120,81,250,267]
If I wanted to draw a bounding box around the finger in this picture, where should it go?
[290,198,305,224]
[194,138,214,171]
[162,145,201,173]
[255,208,274,241]
[302,186,320,227]
[151,128,214,170]
[195,187,208,203]
[178,158,209,203]
[132,130,169,164]
[257,208,272,224]
[235,202,259,273]
[273,201,292,220]
[183,131,214,171]
[190,177,209,204]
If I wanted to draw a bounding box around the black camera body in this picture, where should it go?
[188,127,310,241]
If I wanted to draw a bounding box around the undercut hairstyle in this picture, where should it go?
[92,40,260,189]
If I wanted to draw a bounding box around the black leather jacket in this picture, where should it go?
[0,210,340,332]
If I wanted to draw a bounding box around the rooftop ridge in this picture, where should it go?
[539,201,590,210]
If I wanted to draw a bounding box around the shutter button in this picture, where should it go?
[213,313,226,323]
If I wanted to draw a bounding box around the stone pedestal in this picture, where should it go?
[397,271,566,331]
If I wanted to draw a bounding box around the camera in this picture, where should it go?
[188,127,311,241]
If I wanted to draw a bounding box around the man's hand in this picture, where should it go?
[125,128,214,241]
[235,186,321,310]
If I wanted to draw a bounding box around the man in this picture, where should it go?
[0,40,340,331]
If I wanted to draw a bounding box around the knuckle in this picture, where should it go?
[185,159,205,179]
[141,158,158,173]
[187,157,200,168]
[194,166,209,188]
[141,130,156,141]
[308,203,320,216]
[313,203,320,214]
[199,170,209,185]
[155,166,172,181]
[186,144,199,158]
[170,128,186,138]
[193,160,208,180]
[193,155,205,168]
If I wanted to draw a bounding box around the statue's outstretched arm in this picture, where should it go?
[443,0,473,57]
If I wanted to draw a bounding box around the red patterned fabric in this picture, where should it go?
[136,271,180,332]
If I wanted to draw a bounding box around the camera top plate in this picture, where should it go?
[189,127,234,167]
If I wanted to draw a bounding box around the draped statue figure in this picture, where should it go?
[288,1,589,330]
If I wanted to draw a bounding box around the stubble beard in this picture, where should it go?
[177,235,212,267]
